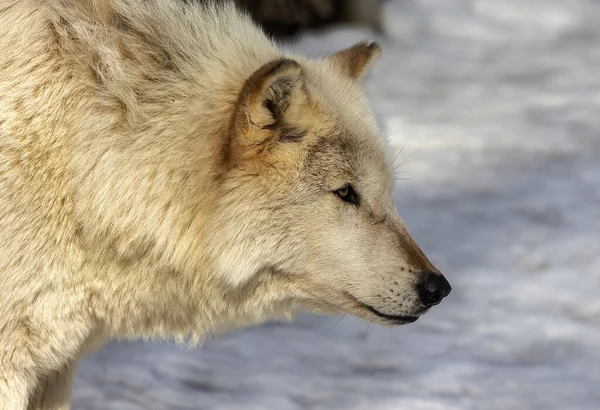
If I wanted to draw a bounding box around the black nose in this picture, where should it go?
[417,271,452,307]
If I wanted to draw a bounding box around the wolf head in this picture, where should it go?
[207,42,450,326]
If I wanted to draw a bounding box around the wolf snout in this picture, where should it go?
[416,271,452,307]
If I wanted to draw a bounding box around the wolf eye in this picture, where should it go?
[335,184,359,205]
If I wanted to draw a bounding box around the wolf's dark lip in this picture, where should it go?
[363,304,419,323]
[344,292,420,324]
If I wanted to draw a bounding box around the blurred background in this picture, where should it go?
[73,0,600,409]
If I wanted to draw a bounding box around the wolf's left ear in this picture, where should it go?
[329,41,381,80]
[230,59,309,161]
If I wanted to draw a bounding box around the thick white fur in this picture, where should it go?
[0,1,441,408]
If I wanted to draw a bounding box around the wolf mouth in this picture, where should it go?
[362,304,419,323]
[344,292,420,324]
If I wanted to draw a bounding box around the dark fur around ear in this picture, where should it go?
[329,41,381,79]
[262,65,301,122]
[248,59,308,127]
[228,59,309,162]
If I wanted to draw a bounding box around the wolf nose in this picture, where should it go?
[417,271,452,307]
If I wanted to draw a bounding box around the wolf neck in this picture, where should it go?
[64,0,280,245]
[60,2,286,338]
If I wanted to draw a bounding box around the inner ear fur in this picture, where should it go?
[329,41,381,79]
[229,59,310,161]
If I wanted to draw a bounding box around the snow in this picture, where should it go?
[72,0,600,408]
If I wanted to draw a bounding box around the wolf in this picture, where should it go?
[0,0,451,408]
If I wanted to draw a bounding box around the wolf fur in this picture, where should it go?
[0,0,449,408]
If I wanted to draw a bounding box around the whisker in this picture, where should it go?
[391,128,418,169]
[362,322,373,340]
[367,322,376,340]
[330,314,346,329]
[393,148,420,172]
[394,177,414,183]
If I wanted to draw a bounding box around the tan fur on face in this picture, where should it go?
[0,1,446,408]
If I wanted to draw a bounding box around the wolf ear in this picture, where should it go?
[329,41,381,79]
[230,59,309,161]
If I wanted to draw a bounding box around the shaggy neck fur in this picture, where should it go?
[4,0,292,342]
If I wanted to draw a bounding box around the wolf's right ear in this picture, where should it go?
[229,59,309,162]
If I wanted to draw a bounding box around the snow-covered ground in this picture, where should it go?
[73,1,600,409]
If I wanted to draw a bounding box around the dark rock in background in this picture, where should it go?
[209,0,384,37]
